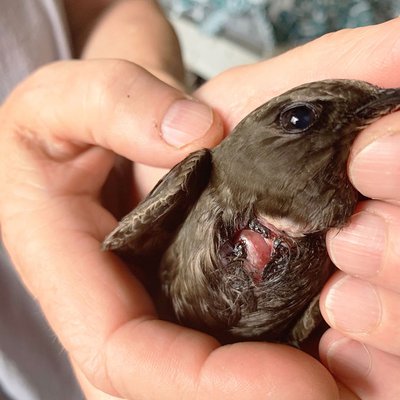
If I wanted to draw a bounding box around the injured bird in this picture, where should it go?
[103,79,400,345]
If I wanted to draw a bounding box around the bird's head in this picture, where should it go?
[213,79,400,234]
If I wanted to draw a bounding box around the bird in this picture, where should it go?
[103,79,400,345]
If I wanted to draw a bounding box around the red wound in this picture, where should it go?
[237,229,273,283]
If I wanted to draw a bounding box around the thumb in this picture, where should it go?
[2,59,224,168]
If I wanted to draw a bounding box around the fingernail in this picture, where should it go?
[350,134,400,199]
[161,99,213,148]
[328,211,385,277]
[327,337,372,381]
[325,276,382,334]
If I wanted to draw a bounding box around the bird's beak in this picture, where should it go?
[356,87,400,119]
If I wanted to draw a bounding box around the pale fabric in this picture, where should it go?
[0,0,71,102]
[0,1,82,399]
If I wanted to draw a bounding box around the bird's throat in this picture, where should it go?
[220,217,294,285]
[234,229,273,283]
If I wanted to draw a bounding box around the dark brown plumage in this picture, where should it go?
[103,79,400,345]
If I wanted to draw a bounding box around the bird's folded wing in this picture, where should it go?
[102,149,212,257]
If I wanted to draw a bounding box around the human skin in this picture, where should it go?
[0,1,399,399]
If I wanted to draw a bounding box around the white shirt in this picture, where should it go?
[0,1,82,399]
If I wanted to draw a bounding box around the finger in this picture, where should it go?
[347,112,400,202]
[320,272,400,356]
[105,332,339,400]
[2,59,223,168]
[82,0,185,85]
[320,329,400,400]
[326,200,400,292]
[195,18,400,130]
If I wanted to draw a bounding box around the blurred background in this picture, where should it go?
[160,0,400,80]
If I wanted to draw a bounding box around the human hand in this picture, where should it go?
[0,59,236,400]
[0,58,339,400]
[191,17,400,400]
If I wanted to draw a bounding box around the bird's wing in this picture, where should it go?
[102,149,212,257]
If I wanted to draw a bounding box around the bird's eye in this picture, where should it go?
[279,103,318,133]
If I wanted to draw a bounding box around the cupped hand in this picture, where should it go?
[192,17,400,400]
[0,58,338,400]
